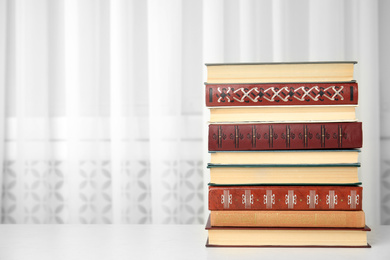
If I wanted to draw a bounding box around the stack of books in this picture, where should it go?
[204,62,371,247]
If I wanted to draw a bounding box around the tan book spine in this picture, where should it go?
[210,210,365,228]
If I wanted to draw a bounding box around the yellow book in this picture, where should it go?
[208,164,360,185]
[205,217,371,247]
[210,150,359,165]
[209,105,356,123]
[210,210,366,228]
[206,61,356,83]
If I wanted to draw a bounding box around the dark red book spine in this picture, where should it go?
[209,185,362,211]
[209,122,362,151]
[205,82,358,106]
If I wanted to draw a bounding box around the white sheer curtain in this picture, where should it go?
[0,0,204,224]
[0,0,385,225]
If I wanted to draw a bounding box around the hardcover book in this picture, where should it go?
[209,122,362,151]
[206,61,356,84]
[210,210,365,228]
[209,105,356,123]
[209,150,359,165]
[208,185,363,210]
[205,217,371,247]
[208,164,360,185]
[206,82,358,107]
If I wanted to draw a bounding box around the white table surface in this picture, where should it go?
[0,224,389,260]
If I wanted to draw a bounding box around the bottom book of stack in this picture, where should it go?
[205,216,371,248]
[205,185,371,248]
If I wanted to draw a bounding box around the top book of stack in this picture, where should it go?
[206,61,356,84]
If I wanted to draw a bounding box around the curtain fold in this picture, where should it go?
[357,0,380,225]
[0,0,6,222]
[0,0,385,224]
[379,0,390,225]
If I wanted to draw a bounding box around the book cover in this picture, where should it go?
[205,216,371,248]
[209,150,360,165]
[208,164,361,185]
[206,82,358,107]
[210,210,365,228]
[209,185,363,210]
[209,122,362,151]
[206,61,357,84]
[209,105,356,122]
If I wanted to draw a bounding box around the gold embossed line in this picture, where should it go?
[286,125,290,148]
[235,126,239,148]
[339,125,342,148]
[218,126,222,148]
[252,125,256,148]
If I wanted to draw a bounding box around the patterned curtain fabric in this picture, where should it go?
[0,0,386,224]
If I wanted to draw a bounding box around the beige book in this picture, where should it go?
[206,62,356,83]
[210,210,365,228]
[206,227,369,247]
[208,165,359,185]
[209,105,356,123]
[210,150,359,165]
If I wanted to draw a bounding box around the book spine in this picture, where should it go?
[210,210,365,228]
[209,122,362,151]
[209,186,362,210]
[206,82,358,106]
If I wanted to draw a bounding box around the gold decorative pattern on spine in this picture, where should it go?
[304,125,307,147]
[269,126,273,148]
[218,126,222,148]
[287,126,290,148]
[235,126,238,148]
[339,125,343,148]
[252,126,256,148]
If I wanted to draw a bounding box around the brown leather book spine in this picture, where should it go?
[210,210,365,228]
[206,82,358,106]
[209,185,362,210]
[208,122,362,151]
